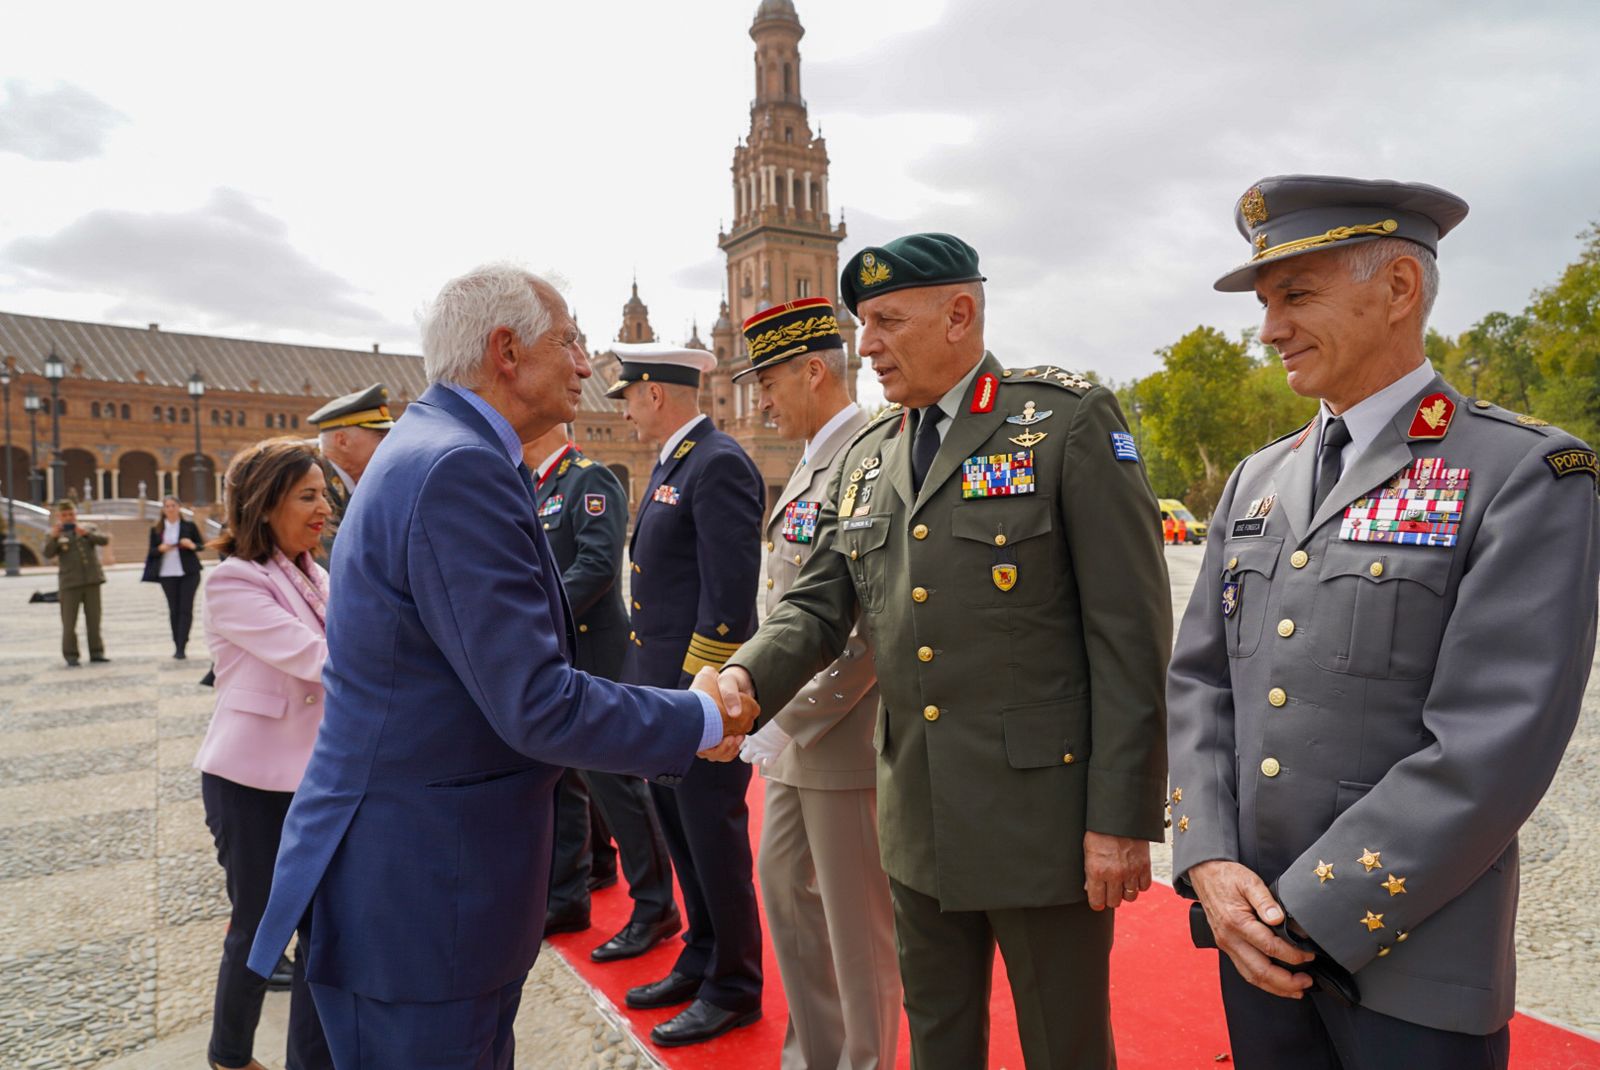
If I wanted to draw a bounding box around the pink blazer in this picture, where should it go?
[194,555,329,792]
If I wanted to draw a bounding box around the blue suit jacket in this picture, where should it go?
[247,384,705,1002]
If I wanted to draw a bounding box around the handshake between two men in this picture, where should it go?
[688,665,762,761]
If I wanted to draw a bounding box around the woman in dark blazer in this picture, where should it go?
[142,496,204,658]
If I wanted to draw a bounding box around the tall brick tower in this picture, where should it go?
[709,0,859,455]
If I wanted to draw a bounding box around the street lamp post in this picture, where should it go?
[187,370,206,504]
[2,367,19,576]
[44,348,65,503]
[23,386,43,503]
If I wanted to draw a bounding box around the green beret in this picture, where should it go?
[839,232,986,314]
[1215,174,1469,292]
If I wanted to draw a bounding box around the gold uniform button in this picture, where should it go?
[1474,399,1491,409]
[1227,556,1239,569]
[766,541,774,551]
[850,549,859,560]
[794,553,803,564]
[993,533,1007,547]
[912,586,929,603]
[1261,757,1281,777]
[1369,561,1384,578]
[542,522,550,530]
[923,705,940,722]
[1268,687,1287,708]
[633,600,641,610]
[913,524,929,540]
[766,578,774,589]
[1063,752,1075,765]
[1290,550,1309,569]
[578,624,589,633]
[917,645,934,662]
[1277,619,1295,638]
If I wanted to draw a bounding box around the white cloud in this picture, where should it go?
[0,80,127,162]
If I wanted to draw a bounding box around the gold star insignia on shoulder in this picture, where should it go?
[1361,911,1385,932]
[1171,787,1182,803]
[1380,874,1407,896]
[1177,815,1189,833]
[1314,861,1335,884]
[1357,849,1383,873]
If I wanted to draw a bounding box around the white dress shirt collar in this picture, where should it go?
[659,414,707,466]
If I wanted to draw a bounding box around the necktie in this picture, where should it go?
[911,407,944,494]
[516,462,538,501]
[1312,417,1352,514]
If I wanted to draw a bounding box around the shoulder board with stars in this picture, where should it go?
[1465,398,1559,436]
[1001,365,1096,395]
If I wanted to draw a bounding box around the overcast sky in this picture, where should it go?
[1,0,1596,405]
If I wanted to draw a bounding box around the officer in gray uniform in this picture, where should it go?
[1168,175,1600,1069]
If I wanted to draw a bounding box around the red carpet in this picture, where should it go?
[547,776,1600,1069]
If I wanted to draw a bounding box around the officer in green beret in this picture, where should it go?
[307,383,394,552]
[1169,175,1600,1069]
[721,232,1172,1068]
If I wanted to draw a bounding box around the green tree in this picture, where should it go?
[1528,223,1600,444]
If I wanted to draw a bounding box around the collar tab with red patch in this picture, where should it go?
[1408,393,1455,440]
[970,373,998,414]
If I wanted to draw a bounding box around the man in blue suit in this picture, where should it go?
[606,344,768,1047]
[247,265,755,1070]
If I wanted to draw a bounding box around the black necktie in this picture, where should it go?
[911,407,943,494]
[1312,417,1352,514]
[516,462,538,501]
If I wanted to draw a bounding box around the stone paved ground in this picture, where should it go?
[1,550,1596,1069]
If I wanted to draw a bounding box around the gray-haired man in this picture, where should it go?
[1168,175,1600,1069]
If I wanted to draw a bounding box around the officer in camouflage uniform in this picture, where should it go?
[1168,175,1600,1069]
[724,233,1171,1070]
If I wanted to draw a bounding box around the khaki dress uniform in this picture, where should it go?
[44,521,110,663]
[758,404,902,1070]
[731,350,1171,1069]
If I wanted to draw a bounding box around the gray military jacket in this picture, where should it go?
[1169,373,1600,1034]
[762,405,879,791]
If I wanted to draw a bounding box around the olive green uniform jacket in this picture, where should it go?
[44,523,109,589]
[730,353,1171,911]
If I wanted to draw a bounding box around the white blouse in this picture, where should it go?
[160,520,185,577]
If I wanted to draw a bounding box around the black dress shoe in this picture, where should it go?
[89,656,110,663]
[625,970,700,1010]
[266,952,293,992]
[649,999,761,1047]
[591,911,681,963]
[64,659,81,668]
[543,905,591,938]
[174,650,187,660]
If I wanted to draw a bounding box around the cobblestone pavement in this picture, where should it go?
[2,551,1596,1069]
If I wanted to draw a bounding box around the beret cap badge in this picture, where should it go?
[858,251,892,288]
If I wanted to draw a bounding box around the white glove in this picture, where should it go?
[738,721,793,769]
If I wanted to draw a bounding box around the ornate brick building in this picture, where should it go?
[0,0,852,551]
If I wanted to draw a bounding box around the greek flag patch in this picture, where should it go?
[1110,432,1140,462]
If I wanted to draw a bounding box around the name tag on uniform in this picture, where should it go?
[782,500,821,543]
[961,450,1036,499]
[652,484,681,506]
[538,495,563,517]
[1231,517,1266,538]
[842,517,876,531]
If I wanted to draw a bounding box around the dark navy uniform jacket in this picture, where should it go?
[625,415,764,688]
[537,446,629,680]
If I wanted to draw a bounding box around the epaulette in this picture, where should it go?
[1465,398,1560,436]
[844,403,906,451]
[1002,365,1096,395]
[575,457,595,467]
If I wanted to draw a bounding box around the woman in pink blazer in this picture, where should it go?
[195,437,335,1070]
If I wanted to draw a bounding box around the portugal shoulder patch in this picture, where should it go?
[1545,447,1599,483]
